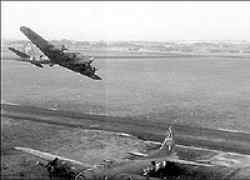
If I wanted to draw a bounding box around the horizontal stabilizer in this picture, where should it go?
[14,146,90,167]
[127,151,148,159]
[165,157,215,167]
[8,47,30,58]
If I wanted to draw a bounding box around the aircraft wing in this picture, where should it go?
[162,157,214,167]
[14,146,92,168]
[128,151,148,157]
[126,151,148,160]
[127,152,213,167]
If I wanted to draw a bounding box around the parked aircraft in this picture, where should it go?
[9,26,101,80]
[15,127,214,180]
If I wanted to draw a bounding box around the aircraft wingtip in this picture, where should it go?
[20,26,29,32]
[14,146,23,151]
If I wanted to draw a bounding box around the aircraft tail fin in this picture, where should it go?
[159,126,175,154]
[8,47,30,58]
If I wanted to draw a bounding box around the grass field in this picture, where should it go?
[2,56,250,131]
[1,116,149,179]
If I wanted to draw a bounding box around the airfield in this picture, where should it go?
[2,54,250,179]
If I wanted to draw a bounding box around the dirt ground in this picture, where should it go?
[1,116,148,179]
[2,115,250,180]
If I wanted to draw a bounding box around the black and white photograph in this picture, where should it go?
[1,1,250,180]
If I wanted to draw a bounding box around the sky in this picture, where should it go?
[2,1,250,41]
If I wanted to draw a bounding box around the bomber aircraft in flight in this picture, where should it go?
[9,26,101,80]
[15,127,214,180]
